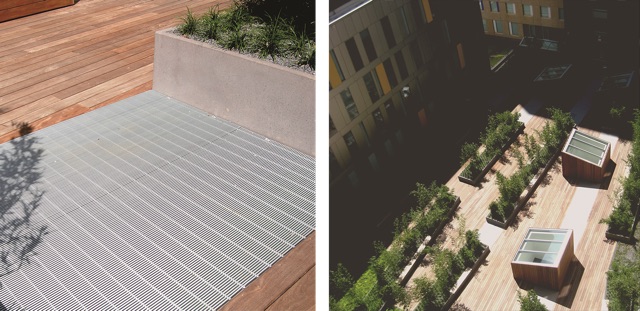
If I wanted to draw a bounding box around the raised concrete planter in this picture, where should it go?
[153,28,315,156]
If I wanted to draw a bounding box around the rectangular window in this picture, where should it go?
[493,20,503,33]
[540,6,551,18]
[490,1,499,12]
[383,59,398,89]
[329,50,344,89]
[373,109,385,127]
[399,7,411,35]
[376,63,392,95]
[592,9,608,19]
[482,19,488,32]
[523,4,533,16]
[380,16,396,49]
[442,20,451,44]
[479,0,484,11]
[412,0,425,27]
[360,28,377,63]
[341,88,359,120]
[410,40,423,67]
[363,71,381,104]
[506,3,516,14]
[345,37,364,72]
[558,7,564,20]
[385,100,396,121]
[509,22,519,36]
[343,131,358,155]
[395,51,409,81]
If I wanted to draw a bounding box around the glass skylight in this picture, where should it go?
[534,64,571,82]
[563,129,609,166]
[513,228,571,266]
[598,72,634,91]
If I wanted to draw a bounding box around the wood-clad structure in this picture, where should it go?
[0,0,75,22]
[511,228,574,290]
[562,129,611,182]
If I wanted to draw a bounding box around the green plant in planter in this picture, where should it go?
[460,142,479,166]
[600,197,634,236]
[201,5,222,40]
[517,289,548,311]
[290,27,316,69]
[178,8,198,36]
[256,12,291,61]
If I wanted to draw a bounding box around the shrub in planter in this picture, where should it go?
[518,289,549,311]
[600,198,634,236]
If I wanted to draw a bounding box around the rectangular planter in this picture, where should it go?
[605,203,639,244]
[459,123,525,186]
[442,245,491,311]
[153,28,315,156]
[0,0,74,22]
[486,146,562,228]
[398,196,461,287]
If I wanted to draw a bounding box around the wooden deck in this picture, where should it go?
[0,0,232,143]
[0,1,315,309]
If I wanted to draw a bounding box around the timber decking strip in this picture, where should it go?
[0,0,233,144]
[0,91,316,309]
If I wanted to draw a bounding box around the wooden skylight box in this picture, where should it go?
[561,128,611,183]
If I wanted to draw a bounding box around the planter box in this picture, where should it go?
[442,245,491,311]
[153,28,315,156]
[605,203,639,244]
[486,146,562,228]
[398,196,461,287]
[0,0,74,22]
[459,123,525,186]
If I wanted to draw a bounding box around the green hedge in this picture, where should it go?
[602,110,640,236]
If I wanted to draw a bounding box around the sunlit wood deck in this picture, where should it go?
[0,0,232,143]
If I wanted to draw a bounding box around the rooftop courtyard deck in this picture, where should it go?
[0,0,232,144]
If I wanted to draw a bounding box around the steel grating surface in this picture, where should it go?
[0,91,315,310]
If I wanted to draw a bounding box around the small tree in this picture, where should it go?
[606,256,640,311]
[517,289,548,311]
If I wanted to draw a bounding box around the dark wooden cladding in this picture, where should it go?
[0,0,75,22]
[511,231,574,290]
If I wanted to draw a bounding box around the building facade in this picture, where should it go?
[329,0,488,187]
[479,0,565,40]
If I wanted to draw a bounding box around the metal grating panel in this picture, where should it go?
[0,91,315,310]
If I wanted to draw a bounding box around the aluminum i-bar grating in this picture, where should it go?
[0,90,315,310]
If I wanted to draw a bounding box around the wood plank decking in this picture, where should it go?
[0,1,316,309]
[0,0,232,143]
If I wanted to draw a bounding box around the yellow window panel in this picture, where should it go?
[329,54,342,89]
[457,43,466,69]
[376,63,391,94]
[422,0,433,23]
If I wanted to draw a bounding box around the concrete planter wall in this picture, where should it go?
[153,28,315,156]
[459,123,525,187]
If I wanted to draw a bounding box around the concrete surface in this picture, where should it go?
[153,29,315,156]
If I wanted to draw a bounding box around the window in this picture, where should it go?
[329,50,345,89]
[360,29,377,63]
[540,6,551,18]
[509,22,519,36]
[412,0,425,26]
[343,131,358,155]
[592,9,608,19]
[385,100,396,121]
[395,51,409,81]
[363,71,382,103]
[490,1,499,12]
[442,20,451,44]
[558,7,564,20]
[380,16,396,49]
[506,3,516,14]
[410,41,423,67]
[383,59,398,89]
[523,4,533,16]
[399,7,411,35]
[373,109,385,127]
[479,0,484,10]
[345,37,364,72]
[482,19,488,32]
[341,88,359,120]
[493,20,503,33]
[330,117,336,133]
